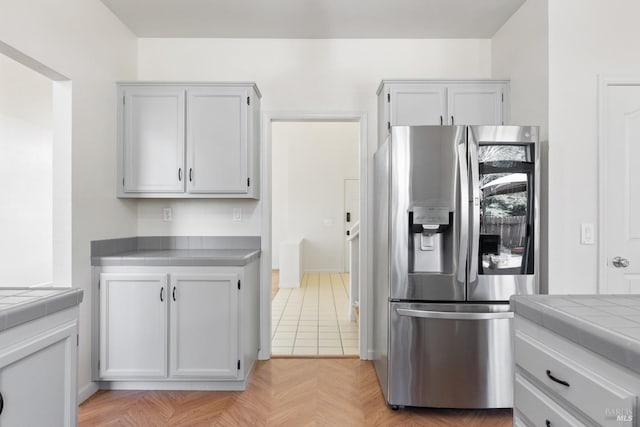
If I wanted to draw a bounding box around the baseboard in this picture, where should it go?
[78,381,99,404]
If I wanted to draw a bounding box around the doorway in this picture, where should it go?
[0,48,72,287]
[270,121,359,356]
[260,113,368,360]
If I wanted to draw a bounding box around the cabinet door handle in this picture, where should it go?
[546,370,570,387]
[172,286,176,301]
[160,287,165,302]
[451,115,455,125]
[189,168,193,182]
[178,168,182,181]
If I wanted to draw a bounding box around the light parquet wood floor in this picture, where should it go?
[79,359,513,426]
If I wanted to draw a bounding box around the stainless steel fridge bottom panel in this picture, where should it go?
[388,302,513,409]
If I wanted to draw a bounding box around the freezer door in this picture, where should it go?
[389,126,467,301]
[467,125,539,301]
[388,302,513,409]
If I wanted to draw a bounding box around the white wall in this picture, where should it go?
[547,0,640,294]
[271,121,359,272]
[137,38,491,237]
[0,54,53,285]
[492,0,549,292]
[0,0,137,399]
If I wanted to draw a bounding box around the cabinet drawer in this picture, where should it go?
[515,331,636,426]
[515,373,586,427]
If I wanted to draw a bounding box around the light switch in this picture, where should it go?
[581,223,595,245]
[232,208,242,222]
[163,208,172,222]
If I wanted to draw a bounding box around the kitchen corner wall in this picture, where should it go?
[491,0,549,292]
[546,0,640,294]
[0,0,138,400]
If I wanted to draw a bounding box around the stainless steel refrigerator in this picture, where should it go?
[373,125,539,409]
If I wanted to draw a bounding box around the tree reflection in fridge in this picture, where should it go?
[477,144,535,275]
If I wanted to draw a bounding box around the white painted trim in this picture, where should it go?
[259,111,369,361]
[597,76,640,294]
[78,382,99,404]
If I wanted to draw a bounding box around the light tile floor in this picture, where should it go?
[271,271,359,356]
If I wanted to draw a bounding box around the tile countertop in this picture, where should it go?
[91,249,261,267]
[0,287,83,332]
[511,294,640,375]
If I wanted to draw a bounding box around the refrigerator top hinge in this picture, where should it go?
[387,93,390,103]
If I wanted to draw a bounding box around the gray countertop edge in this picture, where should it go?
[0,288,84,333]
[511,296,640,376]
[91,249,261,267]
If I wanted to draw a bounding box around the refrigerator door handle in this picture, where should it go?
[396,308,514,321]
[469,138,481,282]
[457,140,469,284]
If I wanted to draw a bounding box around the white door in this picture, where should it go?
[186,87,249,194]
[390,84,447,127]
[447,84,504,125]
[344,179,360,272]
[99,273,168,378]
[602,82,640,293]
[122,86,185,193]
[169,273,239,379]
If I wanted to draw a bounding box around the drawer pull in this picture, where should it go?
[546,370,570,387]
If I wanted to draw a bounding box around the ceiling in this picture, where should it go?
[100,0,526,39]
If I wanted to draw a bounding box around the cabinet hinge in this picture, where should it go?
[387,122,390,131]
[247,177,250,187]
[123,96,125,105]
[247,96,250,106]
[77,334,79,346]
[237,360,241,370]
[501,93,504,102]
[237,280,241,290]
[122,177,125,187]
[98,279,100,289]
[98,360,100,370]
[387,93,390,103]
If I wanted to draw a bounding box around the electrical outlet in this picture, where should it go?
[232,208,242,222]
[163,208,172,222]
[581,223,595,245]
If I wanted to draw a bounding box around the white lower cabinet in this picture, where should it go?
[95,262,259,389]
[169,273,239,379]
[514,316,639,427]
[0,308,79,426]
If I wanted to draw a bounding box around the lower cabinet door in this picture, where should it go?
[169,273,239,379]
[100,273,168,379]
[0,322,77,426]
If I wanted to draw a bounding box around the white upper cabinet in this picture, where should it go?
[390,84,447,126]
[377,80,509,145]
[117,82,261,199]
[447,84,505,126]
[187,87,248,194]
[122,86,185,193]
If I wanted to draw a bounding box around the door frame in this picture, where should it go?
[260,111,368,360]
[597,76,640,293]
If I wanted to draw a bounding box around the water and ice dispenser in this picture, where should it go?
[409,206,454,274]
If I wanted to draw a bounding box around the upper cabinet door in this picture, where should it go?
[390,84,447,126]
[122,86,185,193]
[447,84,505,125]
[186,87,249,194]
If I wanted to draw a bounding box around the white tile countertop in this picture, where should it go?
[0,287,83,331]
[511,294,640,375]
